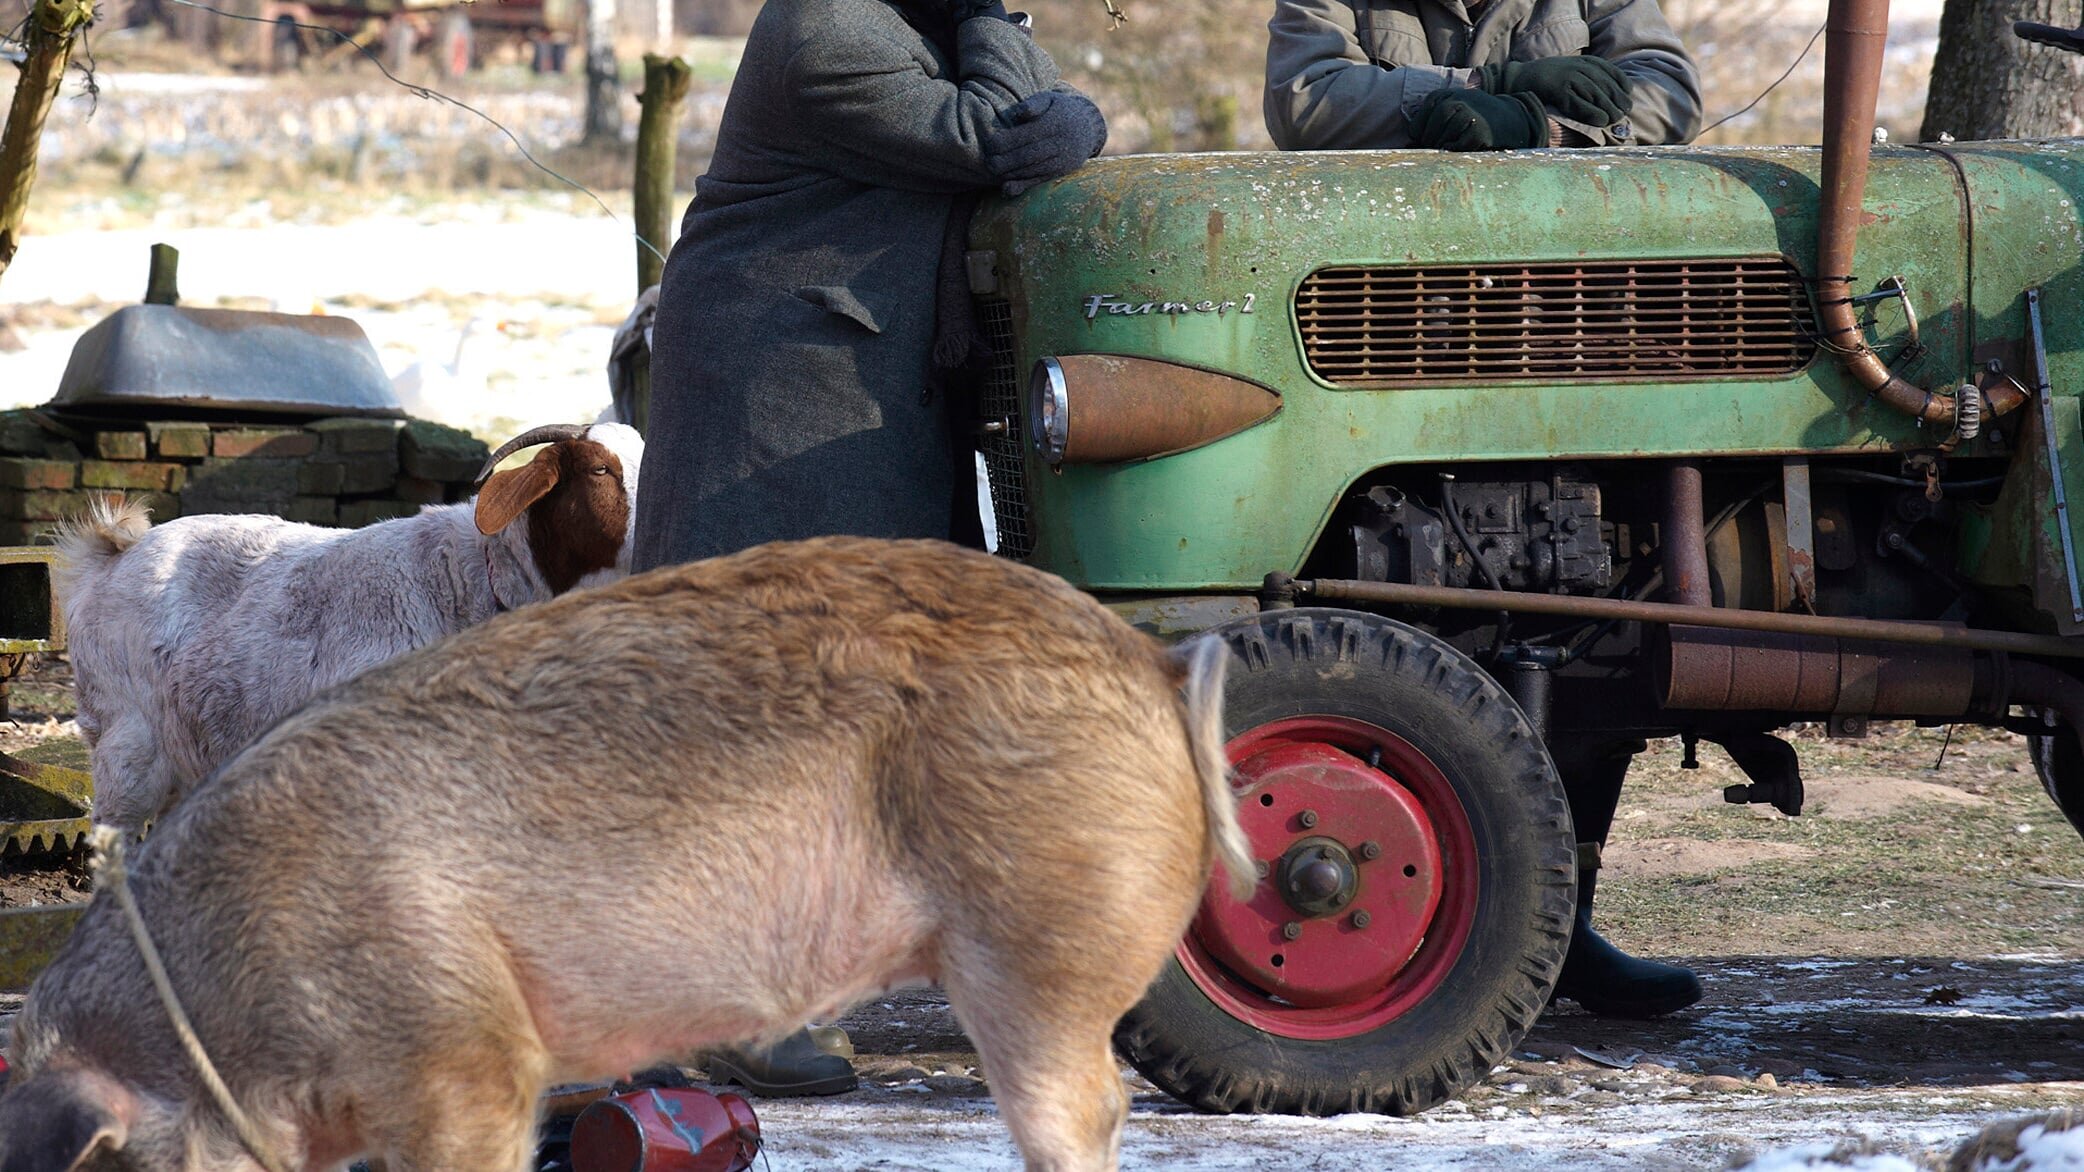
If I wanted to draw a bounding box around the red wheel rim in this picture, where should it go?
[1179,715,1479,1040]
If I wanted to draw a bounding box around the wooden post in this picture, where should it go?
[634,53,690,295]
[628,54,689,436]
[144,243,180,305]
[0,0,93,291]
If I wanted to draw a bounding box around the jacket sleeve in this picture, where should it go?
[1263,0,1480,150]
[784,17,1063,192]
[1588,0,1702,145]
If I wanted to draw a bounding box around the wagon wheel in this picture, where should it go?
[435,9,474,80]
[1114,608,1575,1116]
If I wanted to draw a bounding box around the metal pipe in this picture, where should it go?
[1660,624,1975,715]
[1665,461,1711,607]
[1295,576,2084,659]
[1816,0,1958,430]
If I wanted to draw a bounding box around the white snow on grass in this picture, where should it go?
[734,1090,2046,1171]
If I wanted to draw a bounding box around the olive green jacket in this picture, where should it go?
[1264,0,1702,149]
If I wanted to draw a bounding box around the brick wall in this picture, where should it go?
[0,411,491,544]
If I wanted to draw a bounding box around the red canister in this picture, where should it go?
[568,1087,761,1172]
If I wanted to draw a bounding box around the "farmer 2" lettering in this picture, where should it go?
[1083,293,1258,321]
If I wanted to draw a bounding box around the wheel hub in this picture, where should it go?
[1193,737,1445,1009]
[1277,837,1358,918]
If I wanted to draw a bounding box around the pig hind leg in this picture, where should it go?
[360,969,554,1172]
[943,952,1133,1172]
[373,1038,548,1172]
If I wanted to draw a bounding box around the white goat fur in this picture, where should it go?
[54,422,643,828]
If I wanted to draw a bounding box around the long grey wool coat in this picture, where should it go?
[634,0,1064,569]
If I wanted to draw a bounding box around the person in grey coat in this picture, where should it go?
[632,0,1106,1095]
[1264,0,1702,151]
[634,0,1106,570]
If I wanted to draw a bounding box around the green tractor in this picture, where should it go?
[965,0,2084,1117]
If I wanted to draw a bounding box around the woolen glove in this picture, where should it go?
[1412,88,1547,152]
[1477,56,1632,127]
[986,90,1109,196]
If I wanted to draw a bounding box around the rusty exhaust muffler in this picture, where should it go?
[1816,0,1986,438]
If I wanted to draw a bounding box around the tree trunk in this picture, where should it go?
[0,0,93,290]
[1921,0,2084,141]
[583,0,624,145]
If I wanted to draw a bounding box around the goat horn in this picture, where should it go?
[475,424,590,485]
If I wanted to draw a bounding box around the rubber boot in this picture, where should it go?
[1552,858,1704,1018]
[1551,740,1703,1019]
[703,1027,858,1097]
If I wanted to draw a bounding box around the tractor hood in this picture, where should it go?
[967,146,2084,590]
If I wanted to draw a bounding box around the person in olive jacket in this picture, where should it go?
[633,0,1104,1098]
[1264,0,1702,151]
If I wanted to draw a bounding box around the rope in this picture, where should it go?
[87,826,296,1172]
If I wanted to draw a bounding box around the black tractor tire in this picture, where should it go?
[2026,728,2084,839]
[1114,608,1575,1116]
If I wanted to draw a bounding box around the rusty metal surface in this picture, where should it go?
[1298,576,2084,659]
[2027,289,2084,624]
[51,305,403,419]
[1051,354,1280,464]
[1666,461,1711,607]
[0,747,92,858]
[0,903,84,991]
[1815,0,1956,429]
[1660,624,1975,716]
[1099,593,1260,638]
[1784,458,1817,610]
[1296,259,1815,387]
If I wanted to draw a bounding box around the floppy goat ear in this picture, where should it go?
[474,448,563,536]
[0,1070,132,1172]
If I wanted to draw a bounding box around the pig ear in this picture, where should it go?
[0,1071,131,1172]
[474,449,563,536]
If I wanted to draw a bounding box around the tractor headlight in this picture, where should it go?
[1029,356,1070,467]
[1025,354,1282,467]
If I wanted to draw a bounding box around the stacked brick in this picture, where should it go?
[0,411,492,544]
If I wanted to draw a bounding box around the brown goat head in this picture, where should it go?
[473,423,642,595]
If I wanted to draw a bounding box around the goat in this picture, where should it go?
[53,421,642,829]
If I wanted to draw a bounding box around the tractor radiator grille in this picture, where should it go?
[1295,258,1816,386]
[976,297,1034,560]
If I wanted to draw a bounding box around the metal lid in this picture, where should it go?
[50,305,404,419]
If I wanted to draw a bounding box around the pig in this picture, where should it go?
[0,536,1253,1172]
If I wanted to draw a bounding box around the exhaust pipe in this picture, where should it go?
[1816,0,1975,437]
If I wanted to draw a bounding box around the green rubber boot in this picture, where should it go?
[1552,859,1703,1019]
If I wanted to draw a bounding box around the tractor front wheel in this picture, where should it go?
[1115,608,1575,1115]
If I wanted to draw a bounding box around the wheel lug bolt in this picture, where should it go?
[1282,921,1302,941]
[1255,860,1270,879]
[1298,809,1319,829]
[1351,910,1371,929]
[1359,840,1382,861]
